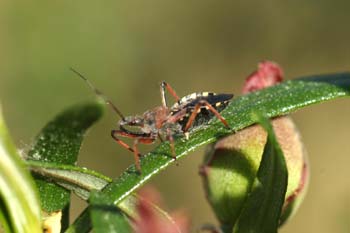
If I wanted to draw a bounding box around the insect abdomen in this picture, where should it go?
[171,92,233,130]
[172,92,233,109]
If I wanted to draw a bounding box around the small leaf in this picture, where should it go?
[28,160,139,220]
[65,208,91,233]
[27,160,111,200]
[27,161,174,233]
[89,192,132,233]
[27,102,104,213]
[0,105,42,233]
[69,73,350,232]
[232,113,288,233]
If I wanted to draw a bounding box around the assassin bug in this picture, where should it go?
[71,68,233,172]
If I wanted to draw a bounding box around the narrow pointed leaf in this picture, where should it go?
[27,102,103,212]
[0,105,42,233]
[27,160,111,200]
[69,73,350,232]
[27,161,175,233]
[89,192,132,233]
[232,113,288,233]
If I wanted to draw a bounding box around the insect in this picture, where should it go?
[71,68,233,172]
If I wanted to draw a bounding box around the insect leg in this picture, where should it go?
[157,132,164,142]
[166,128,177,160]
[160,81,180,107]
[111,130,139,154]
[133,137,155,172]
[166,108,187,124]
[132,139,141,172]
[111,130,154,172]
[184,100,230,132]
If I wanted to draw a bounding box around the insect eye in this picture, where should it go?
[128,118,142,125]
[135,119,143,124]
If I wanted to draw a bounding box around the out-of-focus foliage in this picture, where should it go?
[28,102,104,213]
[1,1,350,232]
[0,106,41,233]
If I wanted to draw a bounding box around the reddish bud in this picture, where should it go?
[242,61,284,94]
[134,186,190,233]
[201,61,308,230]
[201,116,309,229]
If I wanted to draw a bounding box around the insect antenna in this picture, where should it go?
[70,67,126,120]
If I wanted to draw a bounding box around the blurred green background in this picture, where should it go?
[1,1,349,232]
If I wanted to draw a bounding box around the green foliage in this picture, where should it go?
[232,113,288,233]
[27,102,104,212]
[89,191,132,233]
[27,160,111,201]
[68,73,350,232]
[0,72,350,232]
[0,106,41,233]
[75,73,350,207]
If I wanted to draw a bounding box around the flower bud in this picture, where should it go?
[242,61,283,94]
[134,186,190,233]
[201,116,309,229]
[201,61,309,230]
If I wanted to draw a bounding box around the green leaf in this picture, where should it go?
[27,160,111,200]
[89,192,132,233]
[232,113,288,233]
[0,198,13,233]
[27,161,175,233]
[0,105,42,233]
[27,102,103,211]
[69,73,350,232]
